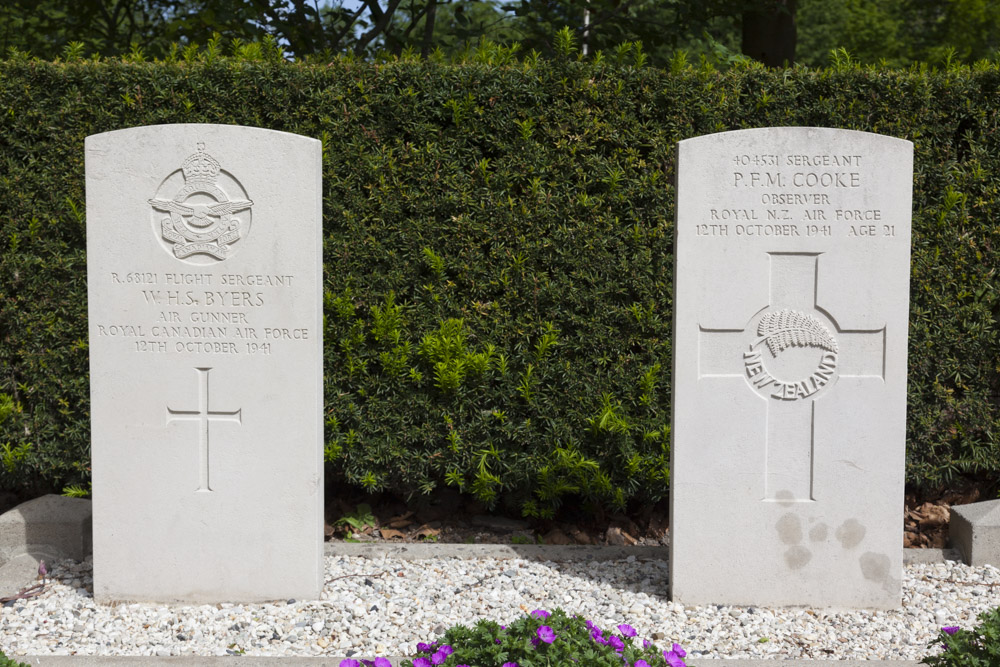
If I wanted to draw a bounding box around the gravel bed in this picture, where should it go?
[2,554,998,661]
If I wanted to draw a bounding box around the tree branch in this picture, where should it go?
[354,0,405,55]
[420,0,437,56]
[401,1,432,40]
[329,4,369,51]
[585,0,638,34]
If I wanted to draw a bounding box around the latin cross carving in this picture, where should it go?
[697,253,885,501]
[166,367,242,492]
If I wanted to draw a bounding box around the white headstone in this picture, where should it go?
[86,124,323,603]
[670,127,912,608]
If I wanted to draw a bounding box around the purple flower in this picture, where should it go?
[439,645,453,656]
[672,643,687,658]
[531,609,551,619]
[412,659,431,667]
[642,639,652,649]
[339,661,360,667]
[431,650,447,665]
[373,660,392,667]
[663,650,686,667]
[502,663,519,667]
[617,624,637,638]
[537,625,556,644]
[634,661,650,667]
[942,626,960,635]
[585,620,596,630]
[416,642,436,653]
[608,635,625,652]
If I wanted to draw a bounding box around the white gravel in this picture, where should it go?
[2,554,998,661]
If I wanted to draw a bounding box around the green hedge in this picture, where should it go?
[1,45,998,515]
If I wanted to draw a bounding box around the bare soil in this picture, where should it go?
[325,488,669,547]
[325,485,987,549]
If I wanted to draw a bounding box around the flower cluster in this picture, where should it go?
[345,608,689,667]
[585,619,687,666]
[921,608,1000,666]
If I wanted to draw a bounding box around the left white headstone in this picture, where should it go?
[86,124,323,603]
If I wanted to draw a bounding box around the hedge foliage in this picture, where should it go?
[1,41,998,514]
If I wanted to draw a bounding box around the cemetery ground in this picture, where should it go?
[1,484,998,662]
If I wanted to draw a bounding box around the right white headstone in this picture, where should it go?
[670,127,912,608]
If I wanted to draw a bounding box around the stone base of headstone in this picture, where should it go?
[0,495,91,597]
[0,495,92,564]
[950,500,1000,567]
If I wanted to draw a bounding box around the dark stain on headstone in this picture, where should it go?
[835,518,865,549]
[776,513,802,545]
[860,552,899,595]
[784,545,812,570]
[809,523,828,542]
[860,552,890,583]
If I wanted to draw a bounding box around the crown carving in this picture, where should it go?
[181,143,220,184]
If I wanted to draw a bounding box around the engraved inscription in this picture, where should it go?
[166,367,242,493]
[690,153,904,241]
[149,143,253,262]
[94,270,310,356]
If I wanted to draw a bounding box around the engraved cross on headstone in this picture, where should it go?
[166,367,242,492]
[698,253,886,501]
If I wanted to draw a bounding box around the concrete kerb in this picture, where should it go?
[17,658,924,666]
[0,495,92,562]
[324,541,962,564]
[950,499,1000,567]
[0,495,92,598]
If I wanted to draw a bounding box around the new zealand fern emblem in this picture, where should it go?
[743,309,840,401]
[755,309,839,357]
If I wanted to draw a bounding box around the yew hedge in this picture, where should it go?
[0,44,997,514]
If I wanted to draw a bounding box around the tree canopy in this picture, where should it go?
[1,0,999,66]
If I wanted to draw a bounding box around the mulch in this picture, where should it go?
[904,487,983,548]
[326,485,987,548]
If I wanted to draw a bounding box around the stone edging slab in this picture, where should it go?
[18,657,923,666]
[324,541,961,565]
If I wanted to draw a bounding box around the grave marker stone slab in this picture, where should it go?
[86,124,323,603]
[670,127,912,608]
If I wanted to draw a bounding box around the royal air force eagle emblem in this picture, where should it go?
[149,143,253,261]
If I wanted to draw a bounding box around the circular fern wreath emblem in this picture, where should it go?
[743,309,839,401]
